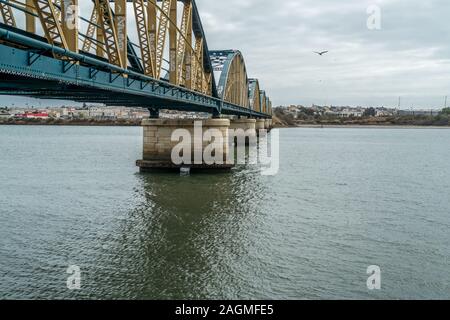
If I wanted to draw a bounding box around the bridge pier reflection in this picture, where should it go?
[99,169,266,299]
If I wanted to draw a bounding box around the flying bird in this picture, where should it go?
[314,51,329,56]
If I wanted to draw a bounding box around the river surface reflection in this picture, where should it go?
[1,126,449,299]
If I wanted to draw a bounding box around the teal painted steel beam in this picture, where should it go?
[0,34,270,118]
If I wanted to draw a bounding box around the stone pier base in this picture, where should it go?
[255,119,266,136]
[229,119,257,145]
[137,118,233,172]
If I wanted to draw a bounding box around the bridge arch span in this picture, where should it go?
[210,50,250,109]
[260,90,267,114]
[248,79,261,112]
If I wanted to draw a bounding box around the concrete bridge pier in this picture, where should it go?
[255,119,266,136]
[229,119,257,145]
[137,118,233,172]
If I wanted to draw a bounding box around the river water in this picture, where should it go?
[0,125,449,299]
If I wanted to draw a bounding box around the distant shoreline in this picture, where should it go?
[0,119,141,127]
[274,124,450,129]
[1,119,450,129]
[272,107,450,128]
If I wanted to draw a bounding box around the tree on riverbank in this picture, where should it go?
[441,108,450,115]
[363,107,376,117]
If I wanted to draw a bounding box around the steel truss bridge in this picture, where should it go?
[0,0,272,118]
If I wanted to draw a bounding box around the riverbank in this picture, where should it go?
[272,123,450,129]
[272,110,450,128]
[2,117,450,128]
[0,118,142,126]
[280,124,450,129]
[272,122,450,128]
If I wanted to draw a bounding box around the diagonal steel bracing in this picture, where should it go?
[0,2,16,27]
[0,0,272,118]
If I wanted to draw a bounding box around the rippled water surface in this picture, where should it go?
[1,126,450,299]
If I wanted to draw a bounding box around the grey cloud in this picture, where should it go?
[198,0,450,108]
[2,0,449,108]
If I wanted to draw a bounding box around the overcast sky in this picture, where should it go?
[3,0,450,109]
[197,0,450,108]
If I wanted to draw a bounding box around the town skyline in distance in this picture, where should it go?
[0,95,448,111]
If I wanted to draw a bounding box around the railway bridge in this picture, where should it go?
[0,0,273,170]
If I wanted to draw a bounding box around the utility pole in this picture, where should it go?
[445,95,448,108]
